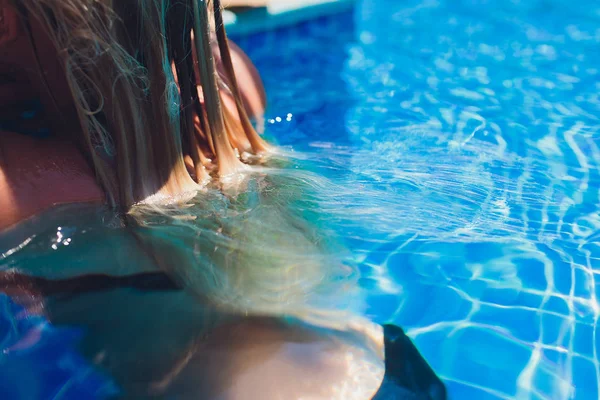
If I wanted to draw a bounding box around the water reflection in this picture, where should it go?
[234,1,600,398]
[0,169,386,399]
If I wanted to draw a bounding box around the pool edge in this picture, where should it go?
[225,0,356,36]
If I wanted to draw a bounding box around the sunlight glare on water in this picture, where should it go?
[235,0,600,398]
[0,0,599,398]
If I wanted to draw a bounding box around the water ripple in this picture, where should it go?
[236,1,600,398]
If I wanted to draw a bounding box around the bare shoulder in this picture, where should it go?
[220,41,267,119]
[231,41,266,112]
[0,131,103,230]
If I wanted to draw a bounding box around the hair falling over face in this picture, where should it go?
[15,0,271,211]
[3,4,389,395]
[13,0,370,333]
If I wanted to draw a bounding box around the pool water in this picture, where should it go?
[1,0,599,399]
[234,0,600,398]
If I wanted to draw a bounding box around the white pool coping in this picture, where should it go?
[224,0,356,36]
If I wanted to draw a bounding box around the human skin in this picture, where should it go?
[0,3,387,398]
[0,1,266,230]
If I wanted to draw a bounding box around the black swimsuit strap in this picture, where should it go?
[0,270,447,400]
[0,270,180,299]
[373,324,447,400]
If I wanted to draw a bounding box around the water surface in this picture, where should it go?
[1,0,599,398]
[234,1,600,398]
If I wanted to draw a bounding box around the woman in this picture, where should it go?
[0,0,269,228]
[0,0,446,398]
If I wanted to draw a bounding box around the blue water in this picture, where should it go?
[0,294,118,399]
[1,0,599,399]
[233,1,600,398]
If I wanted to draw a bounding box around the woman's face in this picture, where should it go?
[0,1,38,108]
[0,1,77,131]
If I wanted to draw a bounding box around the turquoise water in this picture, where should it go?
[234,1,600,398]
[1,0,599,399]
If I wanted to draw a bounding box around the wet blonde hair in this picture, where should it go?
[14,0,367,331]
[15,0,270,210]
